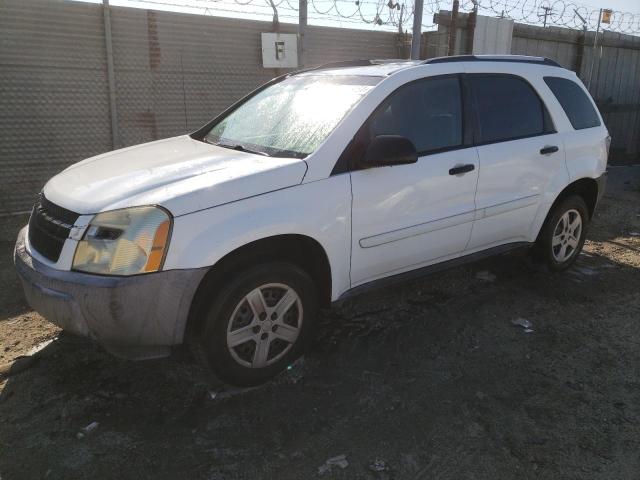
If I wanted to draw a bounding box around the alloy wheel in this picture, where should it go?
[552,209,582,263]
[226,283,303,368]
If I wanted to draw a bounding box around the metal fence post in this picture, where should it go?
[587,8,602,90]
[465,3,477,54]
[447,0,459,56]
[103,0,119,149]
[410,0,424,59]
[298,0,307,68]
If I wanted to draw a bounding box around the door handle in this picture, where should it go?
[449,164,475,175]
[540,145,559,155]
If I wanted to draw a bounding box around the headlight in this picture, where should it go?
[72,206,171,276]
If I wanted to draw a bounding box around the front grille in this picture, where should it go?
[28,193,80,262]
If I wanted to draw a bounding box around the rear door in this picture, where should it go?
[349,75,479,286]
[465,72,566,250]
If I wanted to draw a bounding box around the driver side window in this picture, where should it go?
[369,76,463,154]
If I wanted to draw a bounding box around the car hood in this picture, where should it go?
[43,135,308,217]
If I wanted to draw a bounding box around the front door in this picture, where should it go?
[349,75,479,287]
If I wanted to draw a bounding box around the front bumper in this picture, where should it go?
[14,227,207,359]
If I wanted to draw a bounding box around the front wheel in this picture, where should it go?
[535,195,589,272]
[199,262,317,386]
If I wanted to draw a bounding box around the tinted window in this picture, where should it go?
[544,76,601,130]
[470,75,550,144]
[369,76,463,153]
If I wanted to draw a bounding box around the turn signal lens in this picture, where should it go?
[144,219,170,272]
[73,206,172,276]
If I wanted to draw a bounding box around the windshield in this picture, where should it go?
[204,75,380,158]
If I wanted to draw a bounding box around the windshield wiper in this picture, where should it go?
[215,141,271,157]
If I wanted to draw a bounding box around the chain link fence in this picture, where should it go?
[0,0,399,214]
[1,0,639,215]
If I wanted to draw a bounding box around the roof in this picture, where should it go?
[294,55,563,77]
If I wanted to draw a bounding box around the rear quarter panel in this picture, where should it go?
[537,70,609,182]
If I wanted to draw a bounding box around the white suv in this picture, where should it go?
[15,55,608,385]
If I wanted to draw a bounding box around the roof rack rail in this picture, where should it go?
[289,58,419,76]
[309,59,377,70]
[286,59,382,78]
[306,59,413,71]
[423,55,562,68]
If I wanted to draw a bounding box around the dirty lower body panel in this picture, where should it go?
[13,227,207,360]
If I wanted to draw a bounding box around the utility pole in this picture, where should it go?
[539,6,553,28]
[410,0,424,60]
[298,0,307,68]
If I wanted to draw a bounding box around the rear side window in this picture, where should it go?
[544,76,601,130]
[469,74,552,144]
[369,76,463,154]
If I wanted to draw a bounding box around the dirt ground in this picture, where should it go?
[1,166,639,480]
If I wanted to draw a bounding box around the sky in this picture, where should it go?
[583,0,638,11]
[73,0,640,33]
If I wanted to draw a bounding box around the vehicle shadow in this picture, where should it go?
[1,244,638,479]
[0,239,31,321]
[0,214,31,321]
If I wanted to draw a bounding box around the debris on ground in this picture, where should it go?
[76,422,99,439]
[475,391,487,400]
[285,357,306,384]
[369,459,389,472]
[511,317,534,333]
[629,231,640,237]
[318,454,349,475]
[205,357,307,400]
[208,385,261,400]
[475,270,496,282]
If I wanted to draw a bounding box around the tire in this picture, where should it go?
[534,195,589,272]
[198,262,318,386]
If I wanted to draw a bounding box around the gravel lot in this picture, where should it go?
[1,166,639,480]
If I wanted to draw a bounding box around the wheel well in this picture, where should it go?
[186,235,332,334]
[552,178,599,219]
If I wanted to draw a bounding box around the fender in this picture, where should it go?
[163,175,352,301]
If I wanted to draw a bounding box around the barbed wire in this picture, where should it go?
[458,0,640,34]
[132,0,640,35]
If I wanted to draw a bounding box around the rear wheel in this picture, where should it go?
[198,262,317,386]
[535,195,589,272]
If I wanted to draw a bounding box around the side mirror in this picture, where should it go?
[360,135,418,168]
